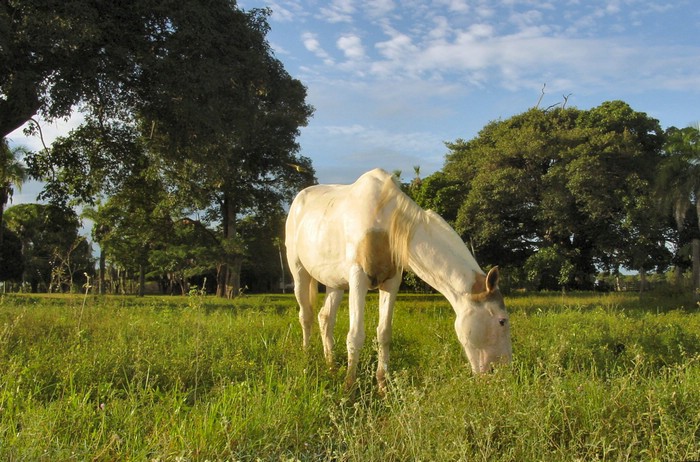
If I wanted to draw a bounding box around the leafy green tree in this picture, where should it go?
[28,114,145,206]
[0,226,23,282]
[657,125,700,298]
[442,107,574,280]
[147,22,315,297]
[4,203,92,292]
[411,170,466,220]
[91,170,172,296]
[434,101,667,289]
[148,218,220,295]
[1,0,154,137]
[238,210,288,293]
[3,0,274,138]
[0,139,28,248]
[19,1,315,298]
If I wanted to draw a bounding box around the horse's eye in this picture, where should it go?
[499,318,507,326]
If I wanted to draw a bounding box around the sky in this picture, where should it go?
[8,0,700,203]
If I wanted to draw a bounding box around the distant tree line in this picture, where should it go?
[403,101,699,298]
[6,100,698,298]
[1,0,314,296]
[1,2,698,298]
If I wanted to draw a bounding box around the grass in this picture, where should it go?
[0,291,698,460]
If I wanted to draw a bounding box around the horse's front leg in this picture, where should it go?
[376,275,401,394]
[345,264,368,390]
[318,288,343,367]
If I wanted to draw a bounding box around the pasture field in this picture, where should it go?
[0,291,699,461]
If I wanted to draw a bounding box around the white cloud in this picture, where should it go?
[337,34,365,60]
[375,28,418,61]
[443,0,470,13]
[461,23,494,41]
[364,0,395,18]
[509,9,544,29]
[301,31,334,65]
[266,1,301,22]
[296,0,700,98]
[318,0,355,23]
[428,16,452,41]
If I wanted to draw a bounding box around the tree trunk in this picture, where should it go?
[138,263,146,297]
[216,194,242,298]
[217,255,243,298]
[639,269,647,293]
[216,263,226,297]
[98,248,106,295]
[0,72,42,139]
[228,256,242,297]
[695,197,700,302]
[674,265,683,290]
[0,189,7,248]
[692,238,700,302]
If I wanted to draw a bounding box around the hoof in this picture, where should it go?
[344,375,357,393]
[376,371,388,396]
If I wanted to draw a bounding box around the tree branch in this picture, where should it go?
[535,83,546,109]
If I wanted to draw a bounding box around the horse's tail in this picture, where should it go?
[376,174,424,271]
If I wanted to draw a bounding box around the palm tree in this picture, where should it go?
[0,138,29,247]
[657,125,700,299]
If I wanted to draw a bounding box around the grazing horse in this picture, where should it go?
[285,168,512,391]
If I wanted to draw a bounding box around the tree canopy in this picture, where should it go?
[3,0,696,296]
[6,0,315,296]
[3,203,93,291]
[416,101,670,290]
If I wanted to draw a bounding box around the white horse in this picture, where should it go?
[285,168,512,391]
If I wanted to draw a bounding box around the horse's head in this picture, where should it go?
[455,266,512,373]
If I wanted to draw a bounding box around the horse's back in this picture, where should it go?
[285,169,396,288]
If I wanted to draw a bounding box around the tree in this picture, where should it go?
[657,125,700,298]
[0,139,28,248]
[147,218,220,295]
[1,0,155,138]
[432,101,668,290]
[0,226,23,283]
[577,101,671,287]
[20,1,315,298]
[28,114,146,206]
[4,203,93,292]
[137,4,315,297]
[91,170,173,296]
[238,210,287,293]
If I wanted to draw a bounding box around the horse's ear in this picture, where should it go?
[486,266,499,293]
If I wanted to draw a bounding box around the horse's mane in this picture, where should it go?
[376,174,481,273]
[376,175,423,270]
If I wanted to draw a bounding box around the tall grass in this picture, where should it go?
[0,291,698,460]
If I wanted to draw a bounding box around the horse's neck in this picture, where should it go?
[407,218,480,308]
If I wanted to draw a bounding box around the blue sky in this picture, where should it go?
[9,0,700,201]
[239,0,700,184]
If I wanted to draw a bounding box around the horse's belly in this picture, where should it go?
[309,266,350,290]
[299,243,350,289]
[296,222,351,289]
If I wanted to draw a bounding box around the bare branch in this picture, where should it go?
[562,93,572,109]
[29,117,50,154]
[535,83,546,108]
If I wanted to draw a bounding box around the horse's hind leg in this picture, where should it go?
[376,275,401,394]
[318,288,343,366]
[293,269,317,350]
